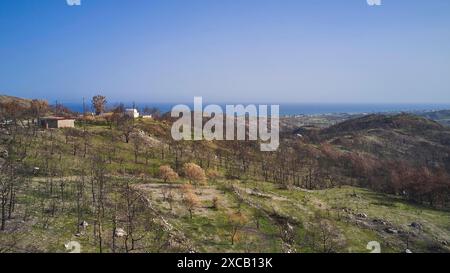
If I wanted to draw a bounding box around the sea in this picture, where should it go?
[61,102,450,117]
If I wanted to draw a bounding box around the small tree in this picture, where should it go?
[118,116,134,143]
[183,191,200,219]
[228,211,248,245]
[253,209,264,230]
[166,190,175,211]
[92,95,107,116]
[183,163,207,186]
[159,165,179,183]
[212,196,220,210]
[131,135,143,164]
[307,218,342,253]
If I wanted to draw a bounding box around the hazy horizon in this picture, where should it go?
[1,0,450,103]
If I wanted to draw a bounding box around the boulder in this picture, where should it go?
[373,219,388,226]
[79,221,89,228]
[385,228,399,234]
[356,213,368,219]
[0,149,8,158]
[342,208,353,213]
[409,222,423,230]
[115,228,127,238]
[286,222,295,232]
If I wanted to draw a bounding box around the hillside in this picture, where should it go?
[316,114,450,169]
[0,119,448,253]
[321,114,445,136]
[420,110,450,127]
[0,102,449,253]
[0,94,34,108]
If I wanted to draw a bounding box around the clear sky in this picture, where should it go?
[1,0,450,103]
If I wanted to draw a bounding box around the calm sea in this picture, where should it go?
[62,102,450,116]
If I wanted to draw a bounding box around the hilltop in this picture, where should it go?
[0,94,35,108]
[321,114,444,135]
[419,110,450,127]
[310,114,450,168]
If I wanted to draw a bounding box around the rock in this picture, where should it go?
[373,219,388,226]
[0,149,8,158]
[131,130,161,147]
[405,249,413,253]
[287,223,294,231]
[115,228,127,238]
[385,228,399,234]
[356,219,371,228]
[79,221,89,228]
[356,213,368,219]
[409,222,423,230]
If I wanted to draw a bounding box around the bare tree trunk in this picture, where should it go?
[1,194,7,231]
[7,184,15,219]
[112,206,117,253]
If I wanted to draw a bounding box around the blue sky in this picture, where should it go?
[1,0,450,103]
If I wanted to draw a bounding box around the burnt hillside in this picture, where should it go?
[317,114,450,171]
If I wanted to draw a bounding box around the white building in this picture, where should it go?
[125,109,139,118]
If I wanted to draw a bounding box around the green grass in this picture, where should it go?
[229,181,450,253]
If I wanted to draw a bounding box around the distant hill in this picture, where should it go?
[0,94,34,108]
[419,110,450,127]
[321,114,444,135]
[315,114,450,169]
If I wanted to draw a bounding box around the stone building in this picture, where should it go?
[41,117,75,129]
